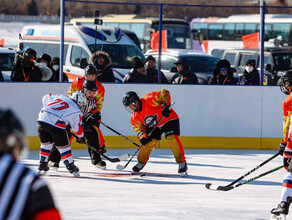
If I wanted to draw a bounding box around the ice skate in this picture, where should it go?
[178,161,188,177]
[64,161,80,177]
[95,160,106,170]
[270,201,290,220]
[38,156,49,176]
[132,162,145,172]
[48,161,59,172]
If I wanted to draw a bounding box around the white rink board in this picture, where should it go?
[0,83,285,138]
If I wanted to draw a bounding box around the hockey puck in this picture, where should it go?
[140,174,146,177]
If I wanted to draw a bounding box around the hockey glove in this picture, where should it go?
[138,131,151,146]
[161,103,172,118]
[76,137,86,144]
[279,141,287,156]
[91,113,101,127]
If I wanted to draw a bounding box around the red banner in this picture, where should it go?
[242,32,259,49]
[150,30,167,52]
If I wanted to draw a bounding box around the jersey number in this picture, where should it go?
[47,98,69,110]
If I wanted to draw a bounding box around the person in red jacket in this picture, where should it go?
[122,89,188,176]
[271,70,292,219]
[0,109,62,220]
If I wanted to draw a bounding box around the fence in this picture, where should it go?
[19,1,292,85]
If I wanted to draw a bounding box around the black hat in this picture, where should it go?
[216,59,231,69]
[51,57,60,65]
[174,57,189,70]
[40,53,51,64]
[146,55,156,63]
[133,58,144,69]
[246,59,256,67]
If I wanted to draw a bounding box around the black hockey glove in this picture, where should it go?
[91,113,101,127]
[138,131,152,146]
[161,103,171,118]
[279,141,287,156]
[76,137,86,144]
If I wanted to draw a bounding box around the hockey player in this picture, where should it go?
[271,70,292,219]
[122,89,188,176]
[0,109,62,219]
[37,92,86,177]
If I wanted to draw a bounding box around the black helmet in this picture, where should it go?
[82,79,97,91]
[280,70,292,95]
[84,64,98,76]
[123,91,139,106]
[0,109,25,154]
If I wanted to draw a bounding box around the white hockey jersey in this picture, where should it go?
[38,93,84,137]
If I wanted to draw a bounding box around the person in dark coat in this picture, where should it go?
[209,59,236,85]
[123,57,147,83]
[145,55,168,84]
[239,59,260,85]
[90,51,115,82]
[48,57,69,82]
[171,57,198,84]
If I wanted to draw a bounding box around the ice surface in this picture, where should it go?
[23,149,285,220]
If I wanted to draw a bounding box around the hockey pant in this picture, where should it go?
[137,134,185,164]
[38,122,73,165]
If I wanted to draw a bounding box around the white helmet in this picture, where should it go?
[70,91,87,108]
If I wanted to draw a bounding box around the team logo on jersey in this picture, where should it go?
[144,114,158,128]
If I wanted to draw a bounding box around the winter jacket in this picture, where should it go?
[123,69,148,83]
[239,69,260,85]
[146,68,169,84]
[90,51,115,82]
[171,69,198,84]
[11,59,42,82]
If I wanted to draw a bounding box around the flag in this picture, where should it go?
[150,30,167,52]
[242,32,259,49]
[203,40,209,53]
[0,38,4,47]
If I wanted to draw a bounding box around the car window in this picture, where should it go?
[160,56,177,71]
[224,52,237,66]
[239,54,259,67]
[273,52,292,71]
[0,53,14,71]
[187,56,220,72]
[70,46,90,67]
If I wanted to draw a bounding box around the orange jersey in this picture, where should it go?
[130,89,178,133]
[67,76,105,113]
[283,93,292,149]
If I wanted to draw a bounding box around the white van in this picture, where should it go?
[19,23,145,82]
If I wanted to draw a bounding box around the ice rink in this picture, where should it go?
[23,148,286,220]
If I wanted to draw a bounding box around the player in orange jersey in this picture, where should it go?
[122,89,188,176]
[271,71,292,219]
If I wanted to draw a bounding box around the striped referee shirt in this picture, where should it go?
[0,153,55,219]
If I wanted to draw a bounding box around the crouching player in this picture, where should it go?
[122,89,188,176]
[37,92,86,177]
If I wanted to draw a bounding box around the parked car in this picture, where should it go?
[0,48,15,81]
[144,49,220,84]
[213,47,292,85]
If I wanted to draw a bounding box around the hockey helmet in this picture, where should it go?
[123,91,139,106]
[82,79,97,91]
[280,70,292,95]
[0,109,25,155]
[84,64,98,76]
[70,91,87,108]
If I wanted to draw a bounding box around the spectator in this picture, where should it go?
[123,57,148,83]
[171,57,198,84]
[209,59,236,85]
[11,53,42,82]
[0,109,61,219]
[0,70,4,81]
[90,51,115,82]
[35,53,53,82]
[48,57,69,82]
[145,55,168,84]
[239,59,260,85]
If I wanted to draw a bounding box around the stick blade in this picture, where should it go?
[119,154,130,161]
[116,164,125,171]
[205,183,234,191]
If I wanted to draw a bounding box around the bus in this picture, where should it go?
[190,14,292,54]
[70,14,192,52]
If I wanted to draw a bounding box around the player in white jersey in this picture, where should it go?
[37,92,86,177]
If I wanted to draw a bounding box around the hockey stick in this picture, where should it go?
[207,165,284,191]
[205,152,281,191]
[116,115,165,171]
[100,122,140,147]
[69,131,129,163]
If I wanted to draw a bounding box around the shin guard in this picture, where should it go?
[166,134,185,164]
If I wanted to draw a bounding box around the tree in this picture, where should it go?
[27,0,39,15]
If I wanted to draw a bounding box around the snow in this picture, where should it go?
[22,148,285,220]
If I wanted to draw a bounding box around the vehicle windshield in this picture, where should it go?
[0,53,15,71]
[88,44,144,69]
[273,53,292,71]
[185,56,220,73]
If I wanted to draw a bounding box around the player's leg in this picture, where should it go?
[48,145,61,171]
[94,125,106,153]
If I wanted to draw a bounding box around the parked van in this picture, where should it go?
[19,23,145,82]
[215,47,292,85]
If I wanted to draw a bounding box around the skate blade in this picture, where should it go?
[270,214,286,220]
[95,164,106,170]
[38,170,47,176]
[179,171,188,177]
[50,167,58,172]
[72,171,80,178]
